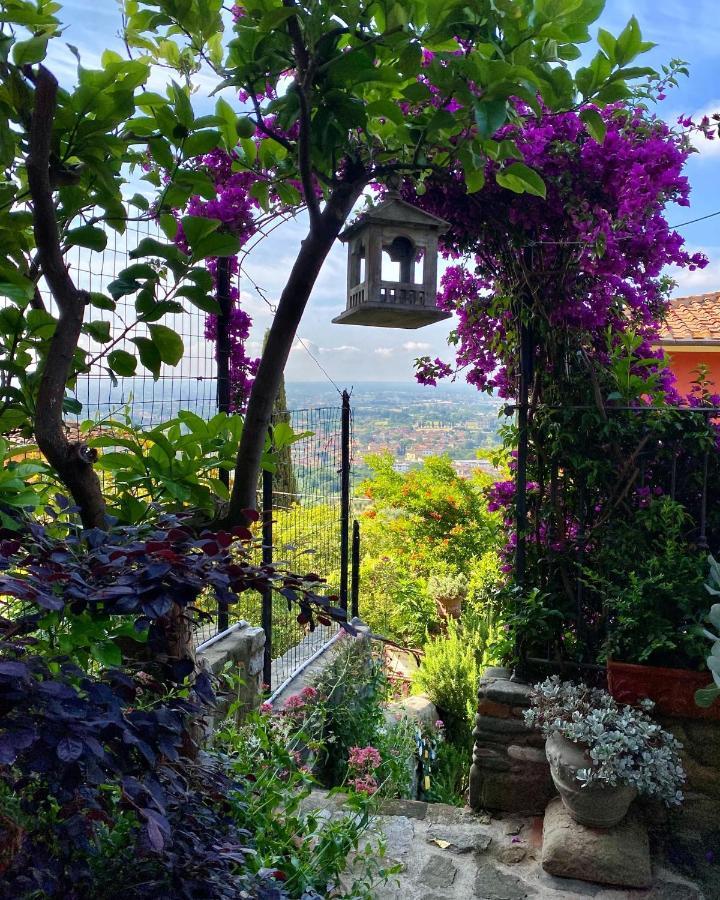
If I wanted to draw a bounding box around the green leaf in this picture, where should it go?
[236,117,256,139]
[12,35,48,65]
[91,642,122,667]
[66,225,108,252]
[89,292,116,311]
[695,685,720,708]
[464,168,486,193]
[190,230,240,261]
[615,15,642,66]
[84,320,111,344]
[181,214,221,250]
[580,108,606,144]
[473,99,507,140]
[496,163,546,198]
[148,324,184,366]
[597,27,617,63]
[107,349,137,377]
[132,336,162,379]
[215,96,240,150]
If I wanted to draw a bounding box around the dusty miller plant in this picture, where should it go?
[525,676,686,805]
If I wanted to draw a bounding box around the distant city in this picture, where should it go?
[74,377,505,484]
[285,381,504,480]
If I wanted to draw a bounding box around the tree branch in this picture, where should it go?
[282,0,321,229]
[26,65,106,529]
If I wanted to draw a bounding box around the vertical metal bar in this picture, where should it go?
[351,519,360,620]
[216,256,232,488]
[261,467,273,689]
[215,257,233,633]
[698,412,710,551]
[339,390,351,613]
[575,480,586,659]
[513,299,533,677]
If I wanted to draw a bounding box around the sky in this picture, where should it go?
[48,1,720,385]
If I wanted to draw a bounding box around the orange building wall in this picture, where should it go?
[662,349,720,397]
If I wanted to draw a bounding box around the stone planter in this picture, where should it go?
[545,732,636,828]
[607,659,720,721]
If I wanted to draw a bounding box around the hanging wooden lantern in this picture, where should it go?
[332,193,451,329]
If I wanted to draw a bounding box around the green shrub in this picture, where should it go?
[311,636,416,796]
[413,619,482,745]
[214,707,399,898]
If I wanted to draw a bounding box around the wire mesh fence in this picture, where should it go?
[194,401,352,692]
[2,217,354,689]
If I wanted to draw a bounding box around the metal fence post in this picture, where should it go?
[339,390,351,613]
[351,519,360,620]
[261,467,273,689]
[215,258,233,635]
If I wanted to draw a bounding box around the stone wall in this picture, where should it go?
[469,667,555,815]
[197,622,265,719]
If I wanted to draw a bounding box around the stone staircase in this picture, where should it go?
[307,791,707,899]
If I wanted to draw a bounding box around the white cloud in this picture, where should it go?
[319,345,360,354]
[672,248,720,296]
[686,101,720,157]
[402,341,431,351]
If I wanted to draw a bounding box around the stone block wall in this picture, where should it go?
[469,667,555,815]
[197,622,265,720]
[657,715,720,841]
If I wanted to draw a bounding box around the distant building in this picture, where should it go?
[657,293,720,395]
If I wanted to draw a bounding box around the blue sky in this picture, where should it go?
[50,1,720,384]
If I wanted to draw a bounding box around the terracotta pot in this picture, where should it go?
[545,732,636,828]
[607,660,720,721]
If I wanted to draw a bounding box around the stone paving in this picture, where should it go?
[306,792,708,900]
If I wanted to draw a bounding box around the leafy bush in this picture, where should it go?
[357,454,502,646]
[85,410,307,524]
[588,497,709,668]
[214,705,398,899]
[0,655,284,899]
[310,636,416,796]
[413,619,483,745]
[0,513,353,898]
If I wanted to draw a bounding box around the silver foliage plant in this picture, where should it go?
[696,555,720,708]
[525,676,686,806]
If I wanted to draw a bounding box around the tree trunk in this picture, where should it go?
[26,67,107,529]
[224,179,363,524]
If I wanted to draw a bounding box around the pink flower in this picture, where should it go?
[435,720,445,730]
[348,745,382,771]
[260,702,273,714]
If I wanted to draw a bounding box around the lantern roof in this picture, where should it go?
[339,194,449,242]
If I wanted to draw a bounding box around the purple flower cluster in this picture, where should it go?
[177,149,260,410]
[411,104,707,397]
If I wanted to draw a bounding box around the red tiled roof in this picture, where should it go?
[659,292,720,343]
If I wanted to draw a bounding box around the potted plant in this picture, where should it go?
[606,553,720,720]
[525,677,686,828]
[695,591,720,711]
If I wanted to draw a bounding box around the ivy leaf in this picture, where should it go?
[107,349,137,377]
[148,325,184,366]
[496,162,546,198]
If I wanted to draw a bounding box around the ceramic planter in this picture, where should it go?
[607,660,720,721]
[545,732,637,828]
